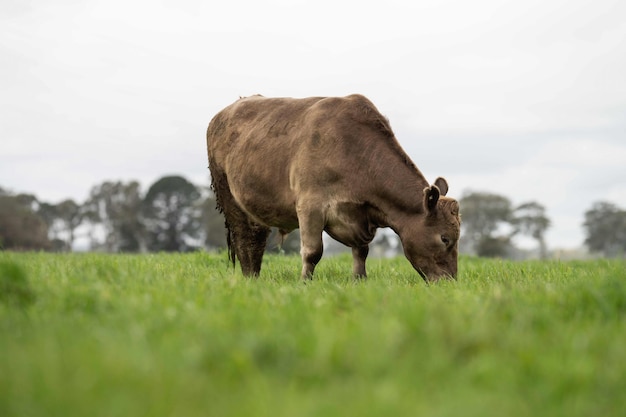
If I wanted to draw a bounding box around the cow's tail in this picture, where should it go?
[225,223,236,268]
[208,160,237,269]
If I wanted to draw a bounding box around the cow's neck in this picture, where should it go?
[366,150,429,232]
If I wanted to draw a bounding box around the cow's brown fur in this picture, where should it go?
[206,94,460,280]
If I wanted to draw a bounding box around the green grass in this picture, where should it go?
[1,252,625,417]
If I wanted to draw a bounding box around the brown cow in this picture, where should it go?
[206,94,460,281]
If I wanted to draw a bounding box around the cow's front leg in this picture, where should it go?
[297,206,325,279]
[352,245,369,278]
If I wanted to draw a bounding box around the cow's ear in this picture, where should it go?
[434,177,448,196]
[424,185,440,213]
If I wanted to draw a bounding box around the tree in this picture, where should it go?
[475,235,512,258]
[512,201,551,259]
[38,202,65,251]
[0,195,50,250]
[459,192,513,257]
[142,175,201,252]
[83,181,144,252]
[583,202,626,257]
[200,192,228,250]
[55,199,83,250]
[38,200,83,251]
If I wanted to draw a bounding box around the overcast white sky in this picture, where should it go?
[2,0,625,250]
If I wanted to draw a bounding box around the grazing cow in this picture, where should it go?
[206,94,460,281]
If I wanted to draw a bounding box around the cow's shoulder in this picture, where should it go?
[331,94,394,138]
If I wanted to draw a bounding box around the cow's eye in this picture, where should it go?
[441,235,450,246]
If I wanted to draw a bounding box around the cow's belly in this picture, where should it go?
[225,148,299,230]
[324,201,377,247]
[231,183,299,232]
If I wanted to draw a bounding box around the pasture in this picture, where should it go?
[1,252,625,417]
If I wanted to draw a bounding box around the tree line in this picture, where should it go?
[0,176,227,253]
[1,177,624,258]
[459,192,626,258]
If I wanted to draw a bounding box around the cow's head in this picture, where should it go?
[400,177,460,281]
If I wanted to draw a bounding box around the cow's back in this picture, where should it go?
[206,94,401,231]
[207,96,320,230]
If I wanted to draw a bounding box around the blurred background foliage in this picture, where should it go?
[1,179,624,259]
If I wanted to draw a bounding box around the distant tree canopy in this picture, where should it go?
[201,194,227,250]
[459,192,551,258]
[0,175,228,253]
[583,201,626,257]
[142,175,202,252]
[512,201,551,259]
[1,179,623,259]
[83,181,144,252]
[38,200,82,251]
[0,194,50,251]
[459,192,513,257]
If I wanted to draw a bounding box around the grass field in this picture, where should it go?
[1,251,625,417]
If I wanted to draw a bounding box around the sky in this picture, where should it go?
[2,0,625,251]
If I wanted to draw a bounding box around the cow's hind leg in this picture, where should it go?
[234,221,271,277]
[210,166,270,277]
